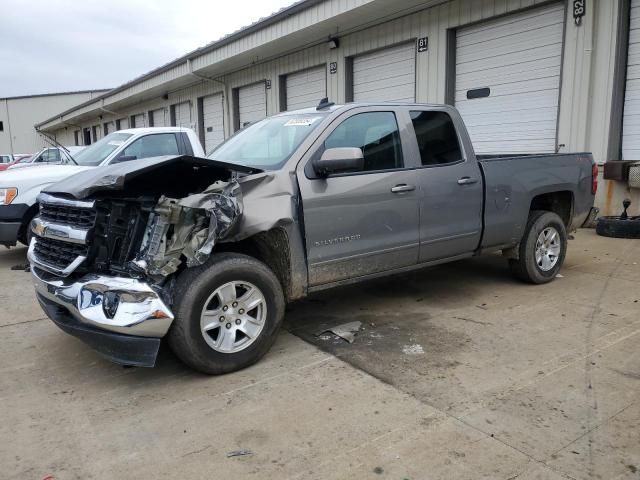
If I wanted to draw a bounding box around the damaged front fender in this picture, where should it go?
[133,180,243,277]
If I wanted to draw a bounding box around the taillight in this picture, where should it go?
[592,163,598,195]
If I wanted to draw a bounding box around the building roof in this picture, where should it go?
[0,89,111,101]
[35,0,322,129]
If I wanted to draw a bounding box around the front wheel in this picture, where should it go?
[508,210,567,284]
[168,253,285,374]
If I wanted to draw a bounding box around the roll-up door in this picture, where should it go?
[455,3,564,154]
[352,43,416,103]
[202,93,225,152]
[172,101,191,127]
[623,0,640,159]
[117,118,129,130]
[150,108,167,127]
[104,121,115,135]
[131,114,145,128]
[238,82,267,129]
[285,65,326,110]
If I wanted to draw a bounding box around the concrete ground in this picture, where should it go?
[1,229,638,480]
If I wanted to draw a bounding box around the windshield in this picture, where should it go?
[72,132,133,166]
[208,113,327,169]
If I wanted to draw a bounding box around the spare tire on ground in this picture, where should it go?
[596,216,640,239]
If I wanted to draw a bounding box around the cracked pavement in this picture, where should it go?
[1,229,639,479]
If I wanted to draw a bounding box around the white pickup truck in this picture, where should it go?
[0,127,204,247]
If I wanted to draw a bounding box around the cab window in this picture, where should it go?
[409,111,463,166]
[322,112,403,172]
[120,134,180,160]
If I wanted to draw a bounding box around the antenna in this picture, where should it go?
[316,97,335,110]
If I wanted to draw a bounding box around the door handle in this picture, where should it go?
[391,184,416,193]
[457,177,478,185]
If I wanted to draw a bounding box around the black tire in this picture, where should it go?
[596,216,640,239]
[508,210,567,284]
[168,253,285,375]
[18,212,36,246]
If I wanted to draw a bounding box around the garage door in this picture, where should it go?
[623,0,640,159]
[172,101,191,128]
[285,65,326,111]
[150,108,167,127]
[352,43,416,103]
[455,3,564,154]
[131,113,145,128]
[117,118,129,130]
[238,82,267,128]
[202,93,225,152]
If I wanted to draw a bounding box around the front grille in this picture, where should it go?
[39,203,96,228]
[33,237,88,271]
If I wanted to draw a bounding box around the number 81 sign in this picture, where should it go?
[573,0,585,25]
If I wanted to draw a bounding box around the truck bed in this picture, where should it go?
[477,152,595,251]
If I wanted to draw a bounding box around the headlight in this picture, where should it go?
[0,188,18,205]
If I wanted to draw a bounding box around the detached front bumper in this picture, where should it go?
[32,267,174,367]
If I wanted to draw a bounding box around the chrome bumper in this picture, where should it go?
[32,267,174,338]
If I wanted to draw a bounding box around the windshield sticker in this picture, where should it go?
[284,117,321,127]
[108,141,124,146]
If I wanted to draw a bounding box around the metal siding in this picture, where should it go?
[352,42,416,102]
[238,82,267,127]
[202,93,225,152]
[285,65,327,110]
[623,0,640,159]
[455,3,564,154]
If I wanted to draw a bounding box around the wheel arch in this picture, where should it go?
[216,227,300,301]
[529,190,574,228]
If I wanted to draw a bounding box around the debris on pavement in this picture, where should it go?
[314,321,362,343]
[402,344,425,355]
[226,449,254,458]
[10,263,30,271]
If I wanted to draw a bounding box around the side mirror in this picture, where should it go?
[313,147,364,177]
[113,155,137,164]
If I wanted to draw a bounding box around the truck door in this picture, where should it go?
[296,109,420,286]
[404,108,483,262]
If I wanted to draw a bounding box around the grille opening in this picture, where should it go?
[33,237,88,270]
[39,203,96,229]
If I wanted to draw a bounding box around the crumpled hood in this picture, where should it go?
[43,155,262,199]
[0,164,91,185]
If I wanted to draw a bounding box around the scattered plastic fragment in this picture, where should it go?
[315,321,362,343]
[227,449,254,458]
[402,344,425,355]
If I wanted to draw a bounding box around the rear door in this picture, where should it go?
[403,107,483,262]
[296,107,420,286]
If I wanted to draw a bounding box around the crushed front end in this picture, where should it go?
[28,156,254,367]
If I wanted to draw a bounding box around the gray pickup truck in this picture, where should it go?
[29,102,597,374]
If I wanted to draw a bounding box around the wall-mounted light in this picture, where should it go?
[328,37,339,49]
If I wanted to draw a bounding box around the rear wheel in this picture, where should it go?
[508,210,567,284]
[168,253,285,374]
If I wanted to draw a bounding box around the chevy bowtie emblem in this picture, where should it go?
[33,222,46,237]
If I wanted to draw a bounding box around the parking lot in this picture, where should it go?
[1,229,638,480]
